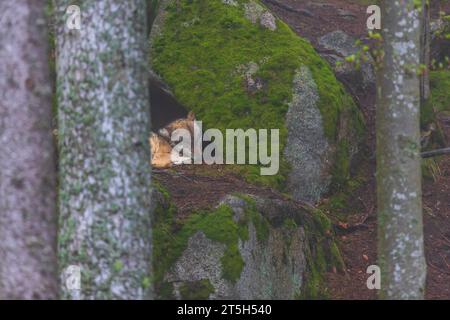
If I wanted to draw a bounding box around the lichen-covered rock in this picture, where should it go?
[284,66,333,202]
[234,60,267,93]
[165,196,306,299]
[152,189,344,300]
[222,0,239,7]
[244,1,277,31]
[318,30,376,95]
[150,0,365,202]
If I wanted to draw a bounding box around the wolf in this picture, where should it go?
[150,112,198,169]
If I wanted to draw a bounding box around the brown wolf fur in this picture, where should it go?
[149,133,173,169]
[150,112,197,169]
[158,111,196,145]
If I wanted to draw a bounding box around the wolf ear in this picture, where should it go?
[187,111,196,121]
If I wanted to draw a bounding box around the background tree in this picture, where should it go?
[55,1,153,299]
[0,1,58,299]
[420,0,431,105]
[377,1,427,299]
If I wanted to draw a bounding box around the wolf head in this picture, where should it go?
[158,111,197,145]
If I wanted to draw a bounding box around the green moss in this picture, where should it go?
[113,260,123,272]
[151,203,245,284]
[298,262,328,300]
[298,242,329,300]
[298,208,345,299]
[235,194,272,242]
[152,185,248,296]
[283,218,298,230]
[319,169,367,220]
[422,70,450,124]
[179,279,215,300]
[151,0,364,190]
[152,183,183,296]
[311,209,332,234]
[221,244,245,282]
[422,157,443,182]
[141,276,152,290]
[158,281,176,300]
[329,242,345,272]
[331,140,351,189]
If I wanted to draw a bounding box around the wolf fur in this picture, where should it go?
[150,112,197,169]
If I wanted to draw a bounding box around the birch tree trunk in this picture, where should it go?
[55,1,153,299]
[377,1,427,299]
[0,1,58,299]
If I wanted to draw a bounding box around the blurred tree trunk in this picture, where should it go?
[377,1,427,299]
[0,1,58,299]
[420,0,431,105]
[55,1,153,299]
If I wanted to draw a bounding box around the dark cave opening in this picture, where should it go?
[150,76,188,132]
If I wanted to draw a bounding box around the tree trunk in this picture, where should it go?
[377,1,427,299]
[55,1,153,299]
[0,1,58,299]
[420,0,431,105]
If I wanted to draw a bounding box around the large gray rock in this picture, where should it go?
[318,30,376,96]
[284,66,333,203]
[163,195,308,299]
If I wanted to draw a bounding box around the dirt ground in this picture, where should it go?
[323,157,450,300]
[153,165,290,219]
[154,0,450,299]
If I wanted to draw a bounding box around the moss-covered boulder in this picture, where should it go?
[152,187,344,300]
[149,0,365,202]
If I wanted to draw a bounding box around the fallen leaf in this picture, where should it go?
[338,222,349,229]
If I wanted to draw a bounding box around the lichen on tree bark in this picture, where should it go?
[377,0,427,300]
[54,0,153,299]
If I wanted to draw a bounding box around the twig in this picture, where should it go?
[421,147,450,158]
[334,222,370,234]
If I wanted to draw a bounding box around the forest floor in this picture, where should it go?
[154,156,450,299]
[323,157,450,300]
[154,0,450,299]
[263,0,450,299]
[153,165,291,220]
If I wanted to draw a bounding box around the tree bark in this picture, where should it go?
[377,1,427,299]
[0,1,58,299]
[55,1,153,299]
